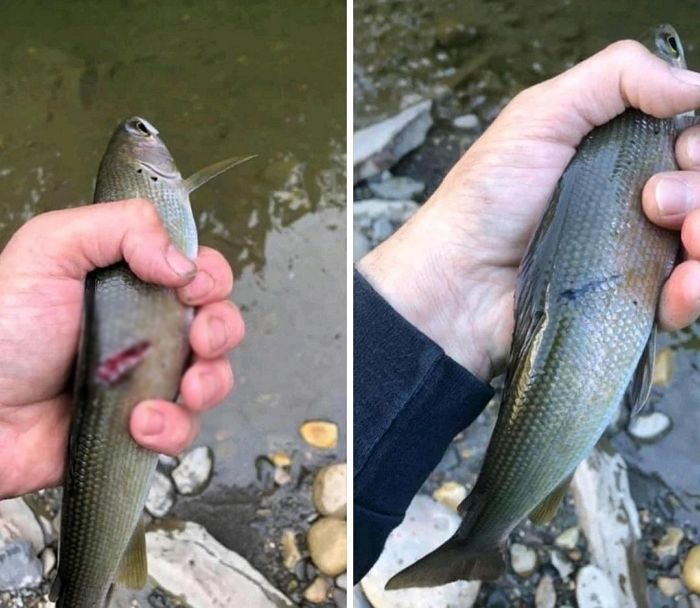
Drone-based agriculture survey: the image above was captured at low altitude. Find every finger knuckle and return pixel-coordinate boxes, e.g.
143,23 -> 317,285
606,39 -> 646,61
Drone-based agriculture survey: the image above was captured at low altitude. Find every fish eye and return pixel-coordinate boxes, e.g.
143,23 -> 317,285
135,120 -> 151,136
665,34 -> 679,57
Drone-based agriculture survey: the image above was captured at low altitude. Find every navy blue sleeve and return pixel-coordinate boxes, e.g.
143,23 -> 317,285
353,270 -> 494,582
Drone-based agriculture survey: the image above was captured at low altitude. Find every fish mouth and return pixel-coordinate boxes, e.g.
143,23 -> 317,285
137,160 -> 179,180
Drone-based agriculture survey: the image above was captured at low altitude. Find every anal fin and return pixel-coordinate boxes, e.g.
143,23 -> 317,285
116,518 -> 148,589
529,474 -> 573,525
625,326 -> 656,416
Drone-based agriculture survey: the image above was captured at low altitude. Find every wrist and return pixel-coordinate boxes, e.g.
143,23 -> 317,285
356,204 -> 497,382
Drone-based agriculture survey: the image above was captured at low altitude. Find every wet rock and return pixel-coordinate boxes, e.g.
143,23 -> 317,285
41,547 -> 56,577
303,577 -> 329,604
452,114 -> 481,131
432,481 -> 466,511
627,412 -> 671,441
683,546 -> 700,593
572,446 -> 646,607
435,20 -> 478,49
551,550 -> 574,580
281,529 -> 302,570
353,199 -> 420,247
535,574 -> 556,608
555,526 -> 579,550
158,454 -> 179,470
336,573 -> 347,590
312,463 -> 347,518
171,446 -> 214,496
353,227 -> 371,261
657,576 -> 683,597
656,527 -> 685,559
354,101 -> 433,183
510,543 -> 538,577
147,521 -> 293,607
0,498 -> 45,554
486,588 -> 509,608
146,470 -> 176,517
299,420 -> 338,449
652,347 -> 673,386
307,517 -> 347,576
368,176 -> 425,201
576,565 -> 617,608
361,495 -> 481,607
0,540 -> 42,591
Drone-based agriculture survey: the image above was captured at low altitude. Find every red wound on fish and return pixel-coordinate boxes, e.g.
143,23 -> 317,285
96,340 -> 151,385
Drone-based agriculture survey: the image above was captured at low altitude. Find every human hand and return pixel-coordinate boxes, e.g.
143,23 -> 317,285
0,199 -> 245,498
358,41 -> 700,381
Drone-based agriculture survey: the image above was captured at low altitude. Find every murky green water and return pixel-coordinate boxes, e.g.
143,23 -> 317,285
1,0 -> 345,601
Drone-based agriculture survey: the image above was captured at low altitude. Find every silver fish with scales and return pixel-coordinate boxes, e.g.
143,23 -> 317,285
51,117 -> 252,607
387,24 -> 692,589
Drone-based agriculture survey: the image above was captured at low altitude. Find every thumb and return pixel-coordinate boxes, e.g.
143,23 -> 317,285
495,39 -> 700,148
4,199 -> 196,287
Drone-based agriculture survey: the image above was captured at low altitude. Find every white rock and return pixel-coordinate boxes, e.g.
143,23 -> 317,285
555,527 -> 580,550
361,495 -> 481,607
41,547 -> 56,577
172,446 -> 213,495
551,550 -> 574,581
0,540 -> 42,591
576,565 -> 617,608
353,200 -> 419,232
312,463 -> 347,518
510,543 -> 537,577
336,573 -> 347,590
452,114 -> 480,130
354,101 -> 433,183
146,470 -> 176,517
535,574 -> 556,608
368,176 -> 425,201
627,412 -> 671,441
147,521 -> 293,607
0,498 -> 44,553
572,447 -> 645,608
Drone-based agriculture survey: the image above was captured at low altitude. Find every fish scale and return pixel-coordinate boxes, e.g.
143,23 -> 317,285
387,24 -> 687,589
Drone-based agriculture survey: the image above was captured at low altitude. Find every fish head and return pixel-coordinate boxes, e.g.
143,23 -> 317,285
105,117 -> 181,180
641,25 -> 686,69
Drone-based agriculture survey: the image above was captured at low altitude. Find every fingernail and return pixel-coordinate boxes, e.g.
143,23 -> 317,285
165,244 -> 196,277
138,403 -> 165,437
686,134 -> 700,166
671,67 -> 700,87
198,371 -> 218,407
208,316 -> 228,352
182,270 -> 214,302
656,177 -> 692,216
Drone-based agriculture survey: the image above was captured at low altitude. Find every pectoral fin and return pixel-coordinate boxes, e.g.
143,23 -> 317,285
116,518 -> 148,589
184,155 -> 257,193
625,326 -> 656,416
529,474 -> 573,525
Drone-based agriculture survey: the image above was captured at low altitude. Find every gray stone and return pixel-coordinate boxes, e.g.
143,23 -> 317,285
353,228 -> 371,262
353,585 -> 372,608
0,540 -> 42,591
550,550 -> 574,581
336,573 -> 347,590
0,498 -> 44,553
172,446 -> 214,496
361,495 -> 480,607
535,574 -> 556,608
627,412 -> 671,441
452,114 -> 481,130
572,446 -> 646,608
147,521 -> 293,607
372,217 -> 394,242
354,101 -> 433,183
368,176 -> 425,201
353,200 -> 419,231
145,470 -> 176,518
576,565 -> 617,608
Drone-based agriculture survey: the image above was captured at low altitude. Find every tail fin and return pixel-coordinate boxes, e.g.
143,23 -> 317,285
385,490 -> 506,589
385,537 -> 506,589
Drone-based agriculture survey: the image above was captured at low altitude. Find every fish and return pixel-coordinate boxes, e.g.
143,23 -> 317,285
50,116 -> 253,607
386,24 -> 690,589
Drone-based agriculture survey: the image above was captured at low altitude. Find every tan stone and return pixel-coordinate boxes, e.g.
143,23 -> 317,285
303,577 -> 329,604
683,546 -> 700,593
432,482 -> 467,512
312,463 -> 347,518
658,576 -> 683,598
307,517 -> 347,576
270,451 -> 291,467
281,529 -> 301,570
300,421 -> 338,449
655,527 -> 684,559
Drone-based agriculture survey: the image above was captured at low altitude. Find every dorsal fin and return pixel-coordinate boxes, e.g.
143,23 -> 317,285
184,155 -> 256,193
